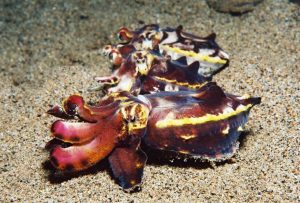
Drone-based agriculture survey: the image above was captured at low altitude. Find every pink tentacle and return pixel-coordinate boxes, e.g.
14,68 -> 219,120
50,114 -> 124,171
51,120 -> 100,144
50,135 -> 115,171
63,95 -> 120,121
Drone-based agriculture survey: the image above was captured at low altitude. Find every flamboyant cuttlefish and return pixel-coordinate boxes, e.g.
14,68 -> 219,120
96,50 -> 209,94
116,24 -> 229,77
45,25 -> 260,192
46,82 -> 260,191
96,25 -> 229,94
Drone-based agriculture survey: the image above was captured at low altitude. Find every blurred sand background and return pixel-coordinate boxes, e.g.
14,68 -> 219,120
0,0 -> 299,202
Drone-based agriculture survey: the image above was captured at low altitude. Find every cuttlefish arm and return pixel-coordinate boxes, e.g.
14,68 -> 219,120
108,98 -> 151,191
48,95 -> 120,122
47,95 -> 125,172
50,127 -> 117,171
108,140 -> 147,192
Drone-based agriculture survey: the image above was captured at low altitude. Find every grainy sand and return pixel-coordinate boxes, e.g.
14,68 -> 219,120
0,0 -> 299,202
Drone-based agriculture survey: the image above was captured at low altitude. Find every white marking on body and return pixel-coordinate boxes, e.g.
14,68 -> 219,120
237,126 -> 244,131
137,95 -> 152,109
142,39 -> 153,50
164,84 -> 172,91
222,125 -> 230,135
109,75 -> 133,92
95,76 -> 112,81
186,56 -> 196,65
164,84 -> 179,92
180,32 -> 207,42
160,31 -> 178,44
137,63 -> 148,75
223,107 -> 235,114
165,112 -> 176,120
95,75 -> 118,84
173,43 -> 195,51
237,94 -> 250,100
198,65 -> 216,77
198,48 -> 215,57
219,50 -> 229,59
236,104 -> 248,112
120,107 -> 127,119
154,97 -> 176,107
153,87 -> 159,91
166,51 -> 181,60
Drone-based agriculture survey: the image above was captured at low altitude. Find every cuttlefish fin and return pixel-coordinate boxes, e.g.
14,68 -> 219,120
187,61 -> 200,74
191,82 -> 226,104
205,33 -> 216,41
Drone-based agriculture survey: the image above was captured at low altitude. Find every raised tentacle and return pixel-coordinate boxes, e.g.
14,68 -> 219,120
62,95 -> 95,122
62,94 -> 121,121
47,105 -> 74,119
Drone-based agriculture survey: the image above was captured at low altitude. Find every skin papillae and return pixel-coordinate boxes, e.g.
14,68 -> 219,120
96,24 -> 230,94
47,82 -> 260,191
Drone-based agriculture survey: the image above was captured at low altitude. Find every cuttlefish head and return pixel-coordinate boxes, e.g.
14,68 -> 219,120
131,51 -> 155,76
46,93 -> 151,173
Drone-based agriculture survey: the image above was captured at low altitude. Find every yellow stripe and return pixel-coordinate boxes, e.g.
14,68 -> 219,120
161,45 -> 227,64
156,104 -> 252,128
108,92 -> 130,101
180,134 -> 197,140
154,76 -> 208,89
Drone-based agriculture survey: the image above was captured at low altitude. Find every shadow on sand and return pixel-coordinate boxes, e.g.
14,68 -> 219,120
43,130 -> 252,189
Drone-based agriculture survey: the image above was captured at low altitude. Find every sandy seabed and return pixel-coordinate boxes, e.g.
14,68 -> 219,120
0,0 -> 299,202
